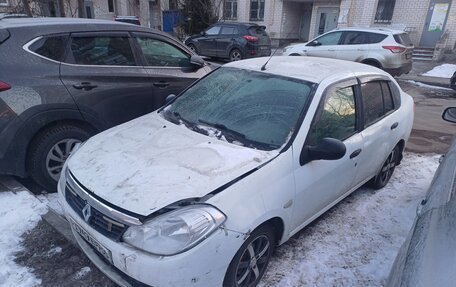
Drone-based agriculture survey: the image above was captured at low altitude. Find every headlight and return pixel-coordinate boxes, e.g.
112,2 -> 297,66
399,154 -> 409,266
123,205 -> 226,256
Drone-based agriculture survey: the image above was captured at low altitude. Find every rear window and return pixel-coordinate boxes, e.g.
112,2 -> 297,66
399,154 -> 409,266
393,33 -> 413,46
248,26 -> 267,37
29,35 -> 68,61
368,33 -> 387,44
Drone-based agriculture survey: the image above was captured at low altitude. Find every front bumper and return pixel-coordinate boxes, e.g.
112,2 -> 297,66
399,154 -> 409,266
59,184 -> 244,287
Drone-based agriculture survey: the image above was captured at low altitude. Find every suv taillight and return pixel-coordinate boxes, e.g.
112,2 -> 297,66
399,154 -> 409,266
0,81 -> 11,92
382,46 -> 406,53
243,35 -> 259,42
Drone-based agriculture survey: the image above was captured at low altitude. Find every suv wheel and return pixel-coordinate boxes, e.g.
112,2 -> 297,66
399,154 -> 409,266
230,49 -> 243,61
223,224 -> 275,287
27,124 -> 92,192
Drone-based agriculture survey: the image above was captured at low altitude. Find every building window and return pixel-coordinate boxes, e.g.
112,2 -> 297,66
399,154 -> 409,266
224,0 -> 237,20
374,0 -> 396,23
250,0 -> 264,21
0,0 -> 8,6
108,0 -> 114,13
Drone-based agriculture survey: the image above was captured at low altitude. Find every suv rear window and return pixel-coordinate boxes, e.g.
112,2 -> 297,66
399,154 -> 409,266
29,35 -> 68,61
248,26 -> 267,37
394,33 -> 413,46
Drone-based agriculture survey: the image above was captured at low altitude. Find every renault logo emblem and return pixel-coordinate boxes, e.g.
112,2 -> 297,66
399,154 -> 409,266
82,203 -> 91,222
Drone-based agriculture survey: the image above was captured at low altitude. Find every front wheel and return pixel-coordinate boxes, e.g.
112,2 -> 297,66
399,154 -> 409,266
223,224 -> 275,287
27,124 -> 92,192
229,49 -> 243,62
369,145 -> 401,189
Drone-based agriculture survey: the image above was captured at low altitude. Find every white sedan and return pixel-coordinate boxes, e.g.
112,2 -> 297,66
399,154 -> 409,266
58,56 -> 414,287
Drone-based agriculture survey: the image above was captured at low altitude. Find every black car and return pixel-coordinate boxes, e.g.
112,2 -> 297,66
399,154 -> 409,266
451,71 -> 456,90
0,18 -> 211,191
185,22 -> 271,61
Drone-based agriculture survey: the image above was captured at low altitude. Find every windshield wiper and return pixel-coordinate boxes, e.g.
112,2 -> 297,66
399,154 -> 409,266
198,118 -> 279,150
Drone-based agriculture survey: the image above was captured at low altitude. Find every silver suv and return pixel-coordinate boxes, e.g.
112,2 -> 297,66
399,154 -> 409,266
283,28 -> 413,76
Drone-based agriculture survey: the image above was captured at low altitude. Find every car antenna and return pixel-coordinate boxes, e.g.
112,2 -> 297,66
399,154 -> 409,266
261,27 -> 299,71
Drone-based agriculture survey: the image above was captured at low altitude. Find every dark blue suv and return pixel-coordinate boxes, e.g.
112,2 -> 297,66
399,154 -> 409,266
185,22 -> 271,61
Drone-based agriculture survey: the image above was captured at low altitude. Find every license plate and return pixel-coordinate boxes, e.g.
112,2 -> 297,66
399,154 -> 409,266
70,217 -> 113,263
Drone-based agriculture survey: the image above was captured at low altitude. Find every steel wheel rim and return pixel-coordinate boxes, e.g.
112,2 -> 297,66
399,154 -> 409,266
45,138 -> 81,181
235,235 -> 271,287
380,149 -> 397,183
231,50 -> 242,61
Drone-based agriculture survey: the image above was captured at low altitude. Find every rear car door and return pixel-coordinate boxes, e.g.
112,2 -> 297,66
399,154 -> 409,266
216,25 -> 239,58
291,80 -> 363,231
60,32 -> 152,128
132,33 -> 210,105
353,78 -> 400,186
337,31 -> 369,61
305,31 -> 342,59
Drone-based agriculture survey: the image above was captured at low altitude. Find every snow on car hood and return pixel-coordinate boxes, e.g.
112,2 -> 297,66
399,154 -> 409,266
67,112 -> 278,216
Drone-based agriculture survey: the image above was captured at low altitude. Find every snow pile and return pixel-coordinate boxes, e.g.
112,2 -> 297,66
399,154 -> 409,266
37,193 -> 64,216
261,153 -> 439,287
73,266 -> 91,280
404,80 -> 453,91
422,64 -> 456,78
0,191 -> 48,287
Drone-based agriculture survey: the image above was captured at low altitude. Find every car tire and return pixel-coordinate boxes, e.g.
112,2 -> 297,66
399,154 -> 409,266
289,53 -> 301,56
223,224 -> 275,287
188,43 -> 198,54
229,49 -> 243,62
369,145 -> 401,189
27,124 -> 92,192
362,60 -> 381,69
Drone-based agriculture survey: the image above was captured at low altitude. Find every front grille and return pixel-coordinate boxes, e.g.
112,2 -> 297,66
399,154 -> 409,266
65,185 -> 128,241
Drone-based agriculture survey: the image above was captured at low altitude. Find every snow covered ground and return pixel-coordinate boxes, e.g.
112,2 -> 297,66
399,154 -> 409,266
422,63 -> 456,78
402,80 -> 453,91
0,153 -> 440,287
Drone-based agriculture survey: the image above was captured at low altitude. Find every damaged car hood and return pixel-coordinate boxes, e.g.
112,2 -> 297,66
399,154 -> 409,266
67,112 -> 278,216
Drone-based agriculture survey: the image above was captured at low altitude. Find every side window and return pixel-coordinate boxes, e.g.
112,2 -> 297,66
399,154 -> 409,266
206,26 -> 221,35
315,31 -> 342,46
70,36 -> 136,66
136,37 -> 191,67
307,86 -> 356,145
368,33 -> 387,44
381,81 -> 394,113
220,26 -> 238,35
341,32 -> 367,45
29,35 -> 68,61
361,82 -> 384,125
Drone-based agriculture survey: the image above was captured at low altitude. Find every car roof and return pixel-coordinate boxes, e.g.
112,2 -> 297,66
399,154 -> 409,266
335,27 -> 406,35
224,56 -> 387,83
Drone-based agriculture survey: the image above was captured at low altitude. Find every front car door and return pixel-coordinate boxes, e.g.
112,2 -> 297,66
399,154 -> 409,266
60,32 -> 151,128
291,79 -> 363,233
198,25 -> 221,57
132,33 -> 210,108
305,31 -> 342,59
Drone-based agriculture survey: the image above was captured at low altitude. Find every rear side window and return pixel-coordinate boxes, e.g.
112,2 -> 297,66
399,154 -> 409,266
69,36 -> 136,66
29,35 -> 68,61
393,33 -> 413,46
341,31 -> 368,45
361,81 -> 396,126
221,26 -> 238,35
368,33 -> 387,44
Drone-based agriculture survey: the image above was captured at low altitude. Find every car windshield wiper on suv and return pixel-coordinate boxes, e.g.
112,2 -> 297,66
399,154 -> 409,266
198,118 -> 279,150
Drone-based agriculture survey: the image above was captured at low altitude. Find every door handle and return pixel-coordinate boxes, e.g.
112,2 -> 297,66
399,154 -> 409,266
73,82 -> 98,91
153,81 -> 170,88
391,122 -> 399,130
350,148 -> 362,159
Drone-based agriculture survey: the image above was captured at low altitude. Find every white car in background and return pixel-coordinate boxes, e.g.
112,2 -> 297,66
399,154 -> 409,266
58,57 -> 414,287
283,28 -> 414,76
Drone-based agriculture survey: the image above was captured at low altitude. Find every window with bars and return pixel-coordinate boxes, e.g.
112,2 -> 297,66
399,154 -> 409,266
250,0 -> 265,21
108,0 -> 114,12
224,0 -> 237,20
374,0 -> 396,23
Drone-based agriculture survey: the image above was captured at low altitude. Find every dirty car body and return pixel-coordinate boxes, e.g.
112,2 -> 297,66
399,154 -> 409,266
59,57 -> 414,287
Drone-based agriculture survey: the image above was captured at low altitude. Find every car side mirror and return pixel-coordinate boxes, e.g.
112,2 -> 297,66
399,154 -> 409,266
307,40 -> 321,47
442,107 -> 456,123
190,54 -> 205,68
165,94 -> 177,104
300,138 -> 346,165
